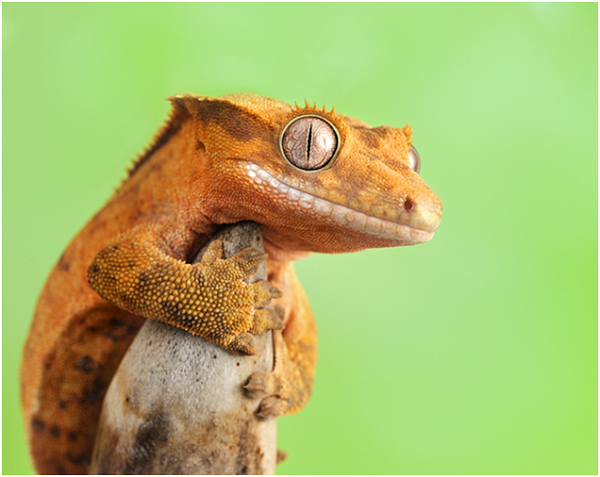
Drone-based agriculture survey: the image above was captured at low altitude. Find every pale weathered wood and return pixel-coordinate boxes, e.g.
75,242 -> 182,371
89,222 -> 277,474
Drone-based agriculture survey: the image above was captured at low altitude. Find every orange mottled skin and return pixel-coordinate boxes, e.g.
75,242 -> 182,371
21,93 -> 442,474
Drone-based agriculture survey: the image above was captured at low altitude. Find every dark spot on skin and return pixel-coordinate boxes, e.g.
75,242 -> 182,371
236,362 -> 240,367
68,431 -> 78,441
103,330 -> 120,342
101,316 -> 129,342
213,355 -> 217,359
404,198 -> 414,211
123,410 -> 171,474
58,251 -> 71,272
74,355 -> 96,373
66,452 -> 89,467
110,317 -> 125,327
50,425 -> 61,437
32,418 -> 45,433
88,262 -> 99,276
136,271 -> 152,289
161,300 -> 178,317
127,323 -> 139,335
58,400 -> 67,409
82,376 -> 106,405
125,397 -> 130,403
161,301 -> 195,324
197,100 -> 262,142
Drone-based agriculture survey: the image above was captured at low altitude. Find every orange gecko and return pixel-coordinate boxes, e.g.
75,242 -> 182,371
21,93 -> 442,474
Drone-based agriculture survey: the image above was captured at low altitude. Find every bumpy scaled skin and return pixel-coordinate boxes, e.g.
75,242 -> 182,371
88,229 -> 283,354
21,93 -> 442,474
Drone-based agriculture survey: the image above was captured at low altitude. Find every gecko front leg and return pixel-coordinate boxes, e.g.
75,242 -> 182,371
88,223 -> 284,354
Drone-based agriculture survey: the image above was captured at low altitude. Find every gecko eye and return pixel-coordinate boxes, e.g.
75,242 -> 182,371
408,146 -> 421,174
281,116 -> 339,170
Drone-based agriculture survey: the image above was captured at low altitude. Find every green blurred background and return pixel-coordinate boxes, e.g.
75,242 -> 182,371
3,3 -> 597,474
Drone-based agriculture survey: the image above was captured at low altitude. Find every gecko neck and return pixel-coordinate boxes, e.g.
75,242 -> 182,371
264,238 -> 312,263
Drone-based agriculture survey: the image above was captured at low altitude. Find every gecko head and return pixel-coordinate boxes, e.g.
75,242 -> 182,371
170,93 -> 442,255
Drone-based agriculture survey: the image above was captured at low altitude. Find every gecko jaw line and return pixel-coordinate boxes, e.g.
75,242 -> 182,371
244,163 -> 431,243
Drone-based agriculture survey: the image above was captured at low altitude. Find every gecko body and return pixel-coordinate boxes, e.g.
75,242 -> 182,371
21,93 -> 442,474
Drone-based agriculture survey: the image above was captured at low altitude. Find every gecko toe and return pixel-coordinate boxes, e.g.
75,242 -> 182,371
257,396 -> 289,419
249,307 -> 284,334
228,332 -> 257,355
200,240 -> 224,265
253,281 -> 283,306
245,371 -> 282,399
229,247 -> 268,279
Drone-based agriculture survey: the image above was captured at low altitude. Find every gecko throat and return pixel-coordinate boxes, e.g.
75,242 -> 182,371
244,163 -> 432,244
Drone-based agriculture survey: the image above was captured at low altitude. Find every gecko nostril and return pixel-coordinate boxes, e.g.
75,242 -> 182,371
403,198 -> 414,211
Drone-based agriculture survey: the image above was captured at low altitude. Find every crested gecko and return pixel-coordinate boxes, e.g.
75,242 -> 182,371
21,93 -> 442,474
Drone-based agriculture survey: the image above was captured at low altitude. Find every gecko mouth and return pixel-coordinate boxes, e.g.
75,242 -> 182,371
244,163 -> 434,244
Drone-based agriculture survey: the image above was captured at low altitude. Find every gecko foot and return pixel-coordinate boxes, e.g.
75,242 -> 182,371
192,241 -> 284,355
244,331 -> 310,418
245,371 -> 290,418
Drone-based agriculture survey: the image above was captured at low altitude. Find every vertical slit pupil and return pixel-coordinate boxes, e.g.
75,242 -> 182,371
306,122 -> 313,163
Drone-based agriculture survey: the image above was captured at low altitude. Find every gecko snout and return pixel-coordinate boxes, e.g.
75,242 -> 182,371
401,193 -> 442,233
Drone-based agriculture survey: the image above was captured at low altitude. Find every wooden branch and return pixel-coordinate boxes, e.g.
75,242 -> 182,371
89,222 -> 277,474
